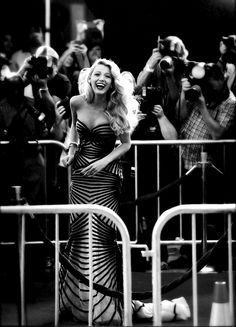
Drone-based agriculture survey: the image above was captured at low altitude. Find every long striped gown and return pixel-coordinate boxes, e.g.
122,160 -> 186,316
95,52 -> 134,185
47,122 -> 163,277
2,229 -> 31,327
59,119 -> 124,325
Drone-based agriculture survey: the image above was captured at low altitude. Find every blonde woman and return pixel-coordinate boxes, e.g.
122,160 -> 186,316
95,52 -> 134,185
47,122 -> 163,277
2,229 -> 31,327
59,58 -> 190,324
60,58 -> 139,325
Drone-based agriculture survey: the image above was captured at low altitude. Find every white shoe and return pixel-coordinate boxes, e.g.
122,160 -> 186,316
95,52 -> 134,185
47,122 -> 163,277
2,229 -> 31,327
133,297 -> 191,322
132,300 -> 153,319
172,296 -> 191,320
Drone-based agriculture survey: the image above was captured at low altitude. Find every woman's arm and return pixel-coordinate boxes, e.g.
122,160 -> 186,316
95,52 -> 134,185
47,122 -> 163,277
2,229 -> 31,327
68,96 -> 80,144
81,132 -> 131,176
61,96 -> 81,166
104,132 -> 132,164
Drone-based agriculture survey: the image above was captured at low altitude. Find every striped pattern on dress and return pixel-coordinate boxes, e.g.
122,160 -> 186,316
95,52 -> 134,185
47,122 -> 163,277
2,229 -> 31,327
59,120 -> 124,325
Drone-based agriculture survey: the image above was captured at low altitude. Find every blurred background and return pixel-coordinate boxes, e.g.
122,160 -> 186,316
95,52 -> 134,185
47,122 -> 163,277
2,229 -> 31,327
0,0 -> 236,79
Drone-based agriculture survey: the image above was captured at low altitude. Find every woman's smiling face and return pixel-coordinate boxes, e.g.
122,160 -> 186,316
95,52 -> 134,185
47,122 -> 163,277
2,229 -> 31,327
90,63 -> 113,95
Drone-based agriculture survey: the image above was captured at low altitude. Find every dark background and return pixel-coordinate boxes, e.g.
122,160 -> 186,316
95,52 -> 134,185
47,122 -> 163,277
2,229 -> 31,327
1,0 -> 236,77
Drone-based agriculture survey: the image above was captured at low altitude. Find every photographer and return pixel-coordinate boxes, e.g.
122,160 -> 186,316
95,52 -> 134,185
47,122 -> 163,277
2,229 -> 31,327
58,40 -> 90,96
131,37 -> 189,261
16,45 -> 72,140
28,46 -> 72,198
178,62 -> 236,170
218,34 -> 236,96
11,46 -> 71,270
136,35 -> 189,127
171,62 -> 236,202
153,62 -> 236,266
0,74 -> 47,206
58,26 -> 103,97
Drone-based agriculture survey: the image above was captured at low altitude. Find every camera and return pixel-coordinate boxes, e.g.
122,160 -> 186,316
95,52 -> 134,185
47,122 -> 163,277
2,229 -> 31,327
56,96 -> 71,119
157,39 -> 187,73
184,62 -> 225,102
140,86 -> 163,113
185,84 -> 202,102
72,39 -> 83,46
184,61 -> 206,102
158,54 -> 186,73
27,55 -> 52,79
159,56 -> 174,70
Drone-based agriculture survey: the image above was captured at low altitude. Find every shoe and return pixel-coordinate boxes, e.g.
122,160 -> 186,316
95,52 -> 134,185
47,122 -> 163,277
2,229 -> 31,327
132,297 -> 191,322
172,296 -> 191,320
132,300 -> 153,320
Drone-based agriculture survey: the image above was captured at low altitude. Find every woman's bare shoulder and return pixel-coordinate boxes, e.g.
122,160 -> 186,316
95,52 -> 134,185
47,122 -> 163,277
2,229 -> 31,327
70,94 -> 85,106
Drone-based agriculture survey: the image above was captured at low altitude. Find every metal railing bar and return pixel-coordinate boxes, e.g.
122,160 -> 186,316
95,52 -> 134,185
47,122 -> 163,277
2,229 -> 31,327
151,204 -> 236,326
0,204 -> 133,326
55,213 -> 60,326
191,213 -> 198,326
228,213 -> 234,326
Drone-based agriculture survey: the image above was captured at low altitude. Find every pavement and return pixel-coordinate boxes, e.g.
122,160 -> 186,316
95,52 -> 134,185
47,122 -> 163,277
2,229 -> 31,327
1,247 -> 235,327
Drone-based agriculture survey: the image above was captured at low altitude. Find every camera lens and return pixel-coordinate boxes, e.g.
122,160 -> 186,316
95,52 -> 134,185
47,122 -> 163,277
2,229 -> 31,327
159,56 -> 173,70
185,85 -> 201,102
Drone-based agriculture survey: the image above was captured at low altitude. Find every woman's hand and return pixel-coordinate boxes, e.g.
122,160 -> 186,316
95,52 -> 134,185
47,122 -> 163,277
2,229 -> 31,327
61,153 -> 75,167
81,158 -> 109,176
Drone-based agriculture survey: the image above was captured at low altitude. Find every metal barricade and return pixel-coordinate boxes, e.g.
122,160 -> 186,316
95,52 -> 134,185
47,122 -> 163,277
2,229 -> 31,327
1,138 -> 235,271
130,139 -> 235,243
1,139 -> 235,247
0,204 -> 133,326
0,140 -> 71,244
143,203 -> 236,326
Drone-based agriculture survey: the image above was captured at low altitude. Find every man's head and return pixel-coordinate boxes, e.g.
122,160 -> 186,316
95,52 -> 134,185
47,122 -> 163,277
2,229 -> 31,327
185,62 -> 228,103
35,45 -> 59,65
203,63 -> 227,94
159,36 -> 189,60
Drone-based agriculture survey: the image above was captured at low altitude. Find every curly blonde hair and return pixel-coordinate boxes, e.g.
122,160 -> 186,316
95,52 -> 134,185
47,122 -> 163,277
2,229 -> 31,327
84,58 -> 139,135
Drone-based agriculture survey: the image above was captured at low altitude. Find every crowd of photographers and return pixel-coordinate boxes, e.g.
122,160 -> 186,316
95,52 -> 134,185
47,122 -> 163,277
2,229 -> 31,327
131,34 -> 236,269
0,29 -> 236,269
134,35 -> 236,203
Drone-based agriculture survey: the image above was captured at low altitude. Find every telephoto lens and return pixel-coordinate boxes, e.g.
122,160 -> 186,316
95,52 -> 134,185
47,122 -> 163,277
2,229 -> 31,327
185,84 -> 201,102
159,56 -> 173,70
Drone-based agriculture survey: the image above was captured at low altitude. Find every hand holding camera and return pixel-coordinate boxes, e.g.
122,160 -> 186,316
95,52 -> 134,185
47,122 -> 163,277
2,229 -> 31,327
146,48 -> 163,71
71,40 -> 88,55
182,62 -> 206,102
152,104 -> 164,119
56,96 -> 70,120
27,55 -> 52,79
182,77 -> 203,103
159,56 -> 175,74
181,77 -> 192,92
